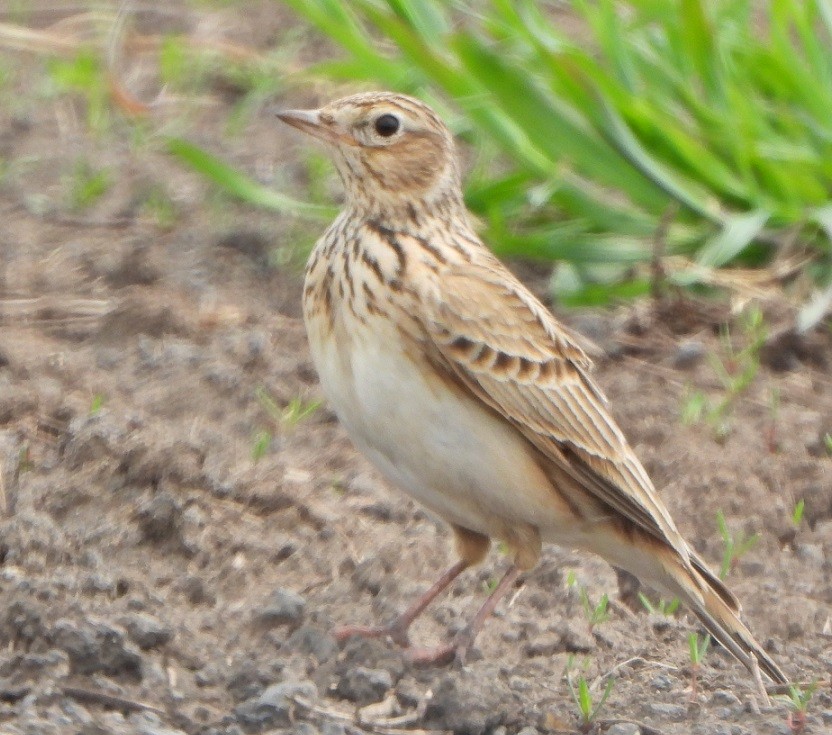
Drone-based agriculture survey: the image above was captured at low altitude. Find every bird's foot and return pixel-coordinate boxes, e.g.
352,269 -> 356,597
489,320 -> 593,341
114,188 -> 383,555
332,621 -> 411,648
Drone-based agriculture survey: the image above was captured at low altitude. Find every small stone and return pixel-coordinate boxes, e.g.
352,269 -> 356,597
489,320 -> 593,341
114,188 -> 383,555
335,666 -> 393,705
135,492 -> 183,544
795,543 -> 824,565
255,588 -> 306,627
558,621 -> 595,653
176,575 -> 215,606
516,728 -> 540,735
2,598 -> 45,646
234,680 -> 317,730
650,674 -> 672,691
673,339 -> 707,369
352,557 -> 387,595
606,724 -> 641,735
711,689 -> 741,706
285,625 -> 338,663
125,613 -> 173,650
226,660 -> 273,702
423,673 -> 518,733
51,619 -> 142,681
524,634 -> 561,658
646,702 -> 687,721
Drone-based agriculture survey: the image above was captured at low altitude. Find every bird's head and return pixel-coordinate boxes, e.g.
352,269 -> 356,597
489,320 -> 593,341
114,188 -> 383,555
277,92 -> 463,216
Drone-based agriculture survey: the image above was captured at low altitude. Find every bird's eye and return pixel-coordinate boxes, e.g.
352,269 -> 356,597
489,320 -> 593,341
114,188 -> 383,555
374,113 -> 400,137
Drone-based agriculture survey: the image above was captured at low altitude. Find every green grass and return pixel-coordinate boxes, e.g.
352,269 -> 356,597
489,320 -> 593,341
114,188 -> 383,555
566,667 -> 614,733
780,682 -> 816,734
716,509 -> 760,580
275,0 -> 832,305
65,160 -> 111,211
680,305 -> 767,439
638,593 -> 680,616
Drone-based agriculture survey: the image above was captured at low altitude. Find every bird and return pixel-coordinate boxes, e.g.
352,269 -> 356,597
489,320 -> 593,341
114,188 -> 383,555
276,91 -> 787,684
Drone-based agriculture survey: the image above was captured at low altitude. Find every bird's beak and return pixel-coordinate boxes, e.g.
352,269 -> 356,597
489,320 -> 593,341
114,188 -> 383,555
276,107 -> 356,146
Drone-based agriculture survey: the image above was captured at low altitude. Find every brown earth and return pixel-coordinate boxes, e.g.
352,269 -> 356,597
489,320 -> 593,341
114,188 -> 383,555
0,3 -> 831,735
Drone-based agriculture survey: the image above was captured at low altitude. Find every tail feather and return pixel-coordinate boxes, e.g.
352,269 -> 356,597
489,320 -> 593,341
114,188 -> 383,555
667,555 -> 787,685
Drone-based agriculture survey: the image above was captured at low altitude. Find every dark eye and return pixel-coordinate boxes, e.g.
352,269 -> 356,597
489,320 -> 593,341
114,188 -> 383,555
374,113 -> 400,137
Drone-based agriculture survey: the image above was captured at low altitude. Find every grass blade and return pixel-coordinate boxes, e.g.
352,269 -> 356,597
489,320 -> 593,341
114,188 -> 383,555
167,137 -> 336,219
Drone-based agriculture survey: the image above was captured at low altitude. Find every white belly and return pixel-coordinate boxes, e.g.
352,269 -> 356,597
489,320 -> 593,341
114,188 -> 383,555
306,312 -> 572,541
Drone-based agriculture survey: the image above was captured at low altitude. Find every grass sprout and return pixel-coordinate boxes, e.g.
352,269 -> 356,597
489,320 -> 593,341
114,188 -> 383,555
716,510 -> 760,580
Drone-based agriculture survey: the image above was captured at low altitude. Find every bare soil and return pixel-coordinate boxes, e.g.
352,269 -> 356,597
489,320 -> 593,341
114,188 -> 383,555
1,4 -> 831,734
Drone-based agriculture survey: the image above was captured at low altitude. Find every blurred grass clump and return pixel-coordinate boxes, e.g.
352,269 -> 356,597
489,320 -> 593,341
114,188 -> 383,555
279,0 -> 832,306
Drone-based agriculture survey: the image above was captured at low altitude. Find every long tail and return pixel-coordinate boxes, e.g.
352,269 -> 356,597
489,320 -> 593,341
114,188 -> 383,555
666,550 -> 787,685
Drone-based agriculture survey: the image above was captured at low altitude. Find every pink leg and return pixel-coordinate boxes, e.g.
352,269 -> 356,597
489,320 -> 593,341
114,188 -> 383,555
333,559 -> 469,647
408,564 -> 522,666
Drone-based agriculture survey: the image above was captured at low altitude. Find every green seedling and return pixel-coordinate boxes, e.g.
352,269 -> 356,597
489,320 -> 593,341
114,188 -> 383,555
46,48 -> 110,134
579,589 -> 610,630
482,576 -> 499,593
681,307 -> 767,440
681,389 -> 707,427
141,186 -> 177,230
566,573 -> 609,629
65,160 -> 110,211
688,632 -> 711,666
791,499 -> 805,528
251,429 -> 271,463
688,631 -> 711,697
254,386 -> 321,432
781,682 -> 816,735
17,445 -> 33,474
824,433 -> 832,456
716,510 -> 760,580
638,593 -> 680,616
89,394 -> 105,416
281,396 -> 322,429
567,671 -> 614,733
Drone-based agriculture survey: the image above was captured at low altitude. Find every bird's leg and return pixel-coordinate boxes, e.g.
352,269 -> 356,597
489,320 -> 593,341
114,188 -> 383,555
333,559 -> 469,647
408,564 -> 522,667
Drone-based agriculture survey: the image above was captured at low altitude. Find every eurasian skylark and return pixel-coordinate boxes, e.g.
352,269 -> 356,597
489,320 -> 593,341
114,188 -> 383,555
278,92 -> 786,684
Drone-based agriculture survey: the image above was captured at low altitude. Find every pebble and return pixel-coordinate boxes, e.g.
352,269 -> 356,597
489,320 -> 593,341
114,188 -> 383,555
557,621 -> 595,653
284,625 -> 338,663
352,557 -> 387,595
335,666 -> 393,705
795,543 -> 824,566
673,339 -> 707,369
606,724 -> 641,735
226,660 -> 274,702
51,619 -> 142,681
710,689 -> 740,706
234,680 -> 317,730
255,588 -> 306,627
125,612 -> 173,650
649,674 -> 673,691
423,672 -> 519,734
646,702 -> 688,721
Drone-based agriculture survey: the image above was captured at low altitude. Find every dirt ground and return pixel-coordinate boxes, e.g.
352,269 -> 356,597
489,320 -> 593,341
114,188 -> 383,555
1,3 -> 831,735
